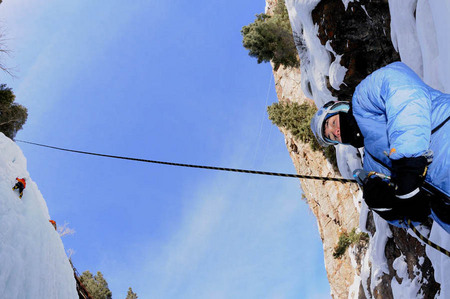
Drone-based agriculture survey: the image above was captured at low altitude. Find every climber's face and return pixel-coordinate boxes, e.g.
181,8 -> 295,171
324,114 -> 342,143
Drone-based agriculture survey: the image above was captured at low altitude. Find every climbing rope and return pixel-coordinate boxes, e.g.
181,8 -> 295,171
16,139 -> 355,183
407,219 -> 450,257
17,140 -> 450,257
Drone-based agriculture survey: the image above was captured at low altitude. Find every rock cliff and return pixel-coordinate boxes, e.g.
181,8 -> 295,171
271,63 -> 364,298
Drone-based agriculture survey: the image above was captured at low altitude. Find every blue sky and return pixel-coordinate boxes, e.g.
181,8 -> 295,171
1,1 -> 330,298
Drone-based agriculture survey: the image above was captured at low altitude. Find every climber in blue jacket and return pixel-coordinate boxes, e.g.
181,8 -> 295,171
310,62 -> 450,232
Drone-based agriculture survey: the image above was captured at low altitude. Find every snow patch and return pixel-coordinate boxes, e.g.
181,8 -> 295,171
286,0 -> 336,106
348,273 -> 361,299
325,41 -> 348,91
388,0 -> 423,77
391,254 -> 423,298
341,0 -> 355,11
425,224 -> 450,298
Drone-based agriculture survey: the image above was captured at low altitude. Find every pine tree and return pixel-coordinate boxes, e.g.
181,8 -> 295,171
79,270 -> 112,299
126,287 -> 138,299
0,84 -> 27,139
241,0 -> 299,70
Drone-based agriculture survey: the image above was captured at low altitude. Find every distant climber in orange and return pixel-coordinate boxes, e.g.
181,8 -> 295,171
12,177 -> 26,198
49,220 -> 57,230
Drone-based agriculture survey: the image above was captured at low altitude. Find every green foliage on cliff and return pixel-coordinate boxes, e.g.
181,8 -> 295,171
267,101 -> 337,169
241,0 -> 299,71
333,228 -> 369,259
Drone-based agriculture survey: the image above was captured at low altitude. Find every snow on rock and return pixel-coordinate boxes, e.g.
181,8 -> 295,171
367,215 -> 391,289
0,133 -> 77,298
428,1 -> 450,92
415,0 -> 443,92
388,0 -> 423,77
390,0 -> 450,92
425,224 -> 450,298
286,0 -> 335,107
391,254 -> 423,299
325,41 -> 348,91
335,144 -> 362,180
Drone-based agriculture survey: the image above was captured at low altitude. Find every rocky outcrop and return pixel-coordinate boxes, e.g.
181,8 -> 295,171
311,0 -> 400,100
272,60 -> 367,299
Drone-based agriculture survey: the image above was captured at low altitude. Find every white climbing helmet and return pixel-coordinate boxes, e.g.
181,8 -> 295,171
310,101 -> 350,147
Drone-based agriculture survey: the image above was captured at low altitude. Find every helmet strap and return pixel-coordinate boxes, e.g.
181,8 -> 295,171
339,111 -> 364,148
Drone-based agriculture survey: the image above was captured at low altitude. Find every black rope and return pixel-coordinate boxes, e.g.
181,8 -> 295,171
16,140 -> 356,184
407,219 -> 450,257
19,140 -> 450,256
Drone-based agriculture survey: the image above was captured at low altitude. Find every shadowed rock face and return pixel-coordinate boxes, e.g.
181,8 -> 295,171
388,228 -> 440,298
311,0 -> 400,100
364,214 -> 440,299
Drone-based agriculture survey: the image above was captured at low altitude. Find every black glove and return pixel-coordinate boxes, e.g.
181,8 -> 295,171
391,156 -> 431,221
362,174 -> 430,222
362,175 -> 402,221
391,156 -> 428,197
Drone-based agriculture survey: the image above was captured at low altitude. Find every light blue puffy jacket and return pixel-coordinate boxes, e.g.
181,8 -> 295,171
352,62 -> 450,230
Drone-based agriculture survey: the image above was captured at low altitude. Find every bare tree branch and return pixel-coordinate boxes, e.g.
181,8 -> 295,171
0,118 -> 21,126
0,30 -> 16,77
57,222 -> 76,238
66,248 -> 75,259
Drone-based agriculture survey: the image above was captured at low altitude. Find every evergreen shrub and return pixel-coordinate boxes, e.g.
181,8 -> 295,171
267,101 -> 337,170
241,0 -> 299,71
333,228 -> 369,259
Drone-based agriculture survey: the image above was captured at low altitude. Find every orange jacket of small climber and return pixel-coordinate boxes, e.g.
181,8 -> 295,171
49,220 -> 57,230
16,178 -> 26,188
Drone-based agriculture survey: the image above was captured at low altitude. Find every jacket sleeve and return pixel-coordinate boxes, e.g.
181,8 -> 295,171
357,62 -> 432,160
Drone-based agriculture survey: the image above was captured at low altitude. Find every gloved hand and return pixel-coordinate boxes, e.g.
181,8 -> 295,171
391,156 -> 429,198
357,171 -> 430,222
361,174 -> 402,221
391,156 -> 431,222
